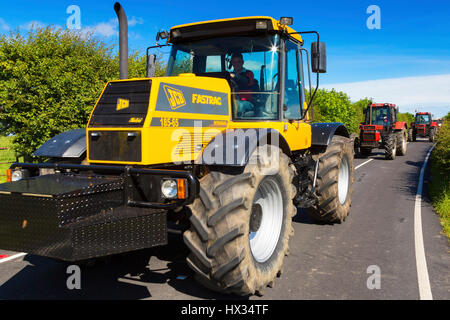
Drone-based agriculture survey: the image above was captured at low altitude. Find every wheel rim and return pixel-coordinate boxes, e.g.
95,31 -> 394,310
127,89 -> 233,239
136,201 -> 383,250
249,177 -> 283,263
338,155 -> 350,205
402,136 -> 407,150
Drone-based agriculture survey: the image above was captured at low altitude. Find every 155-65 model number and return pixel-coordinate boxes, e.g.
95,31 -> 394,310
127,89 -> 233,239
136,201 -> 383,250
160,117 -> 179,128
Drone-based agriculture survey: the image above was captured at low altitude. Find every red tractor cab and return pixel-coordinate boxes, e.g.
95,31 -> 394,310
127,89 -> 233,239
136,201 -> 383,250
409,112 -> 438,142
357,103 -> 408,160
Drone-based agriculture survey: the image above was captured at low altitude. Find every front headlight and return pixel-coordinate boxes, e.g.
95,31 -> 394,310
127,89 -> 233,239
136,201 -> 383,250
11,170 -> 27,182
161,179 -> 178,199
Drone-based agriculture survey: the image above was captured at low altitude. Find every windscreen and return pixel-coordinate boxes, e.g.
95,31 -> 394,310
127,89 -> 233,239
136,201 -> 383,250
366,107 -> 391,126
166,35 -> 281,120
415,114 -> 431,124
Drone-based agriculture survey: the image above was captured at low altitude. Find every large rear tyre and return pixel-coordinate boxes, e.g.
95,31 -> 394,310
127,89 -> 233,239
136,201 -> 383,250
396,130 -> 407,156
306,135 -> 354,224
184,146 -> 296,295
385,134 -> 397,160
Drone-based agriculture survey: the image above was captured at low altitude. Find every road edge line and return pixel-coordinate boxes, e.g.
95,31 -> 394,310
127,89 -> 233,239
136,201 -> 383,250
355,158 -> 374,170
414,146 -> 434,300
0,252 -> 26,264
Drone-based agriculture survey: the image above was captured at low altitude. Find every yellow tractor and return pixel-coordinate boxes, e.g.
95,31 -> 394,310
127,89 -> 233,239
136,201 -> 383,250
0,3 -> 354,296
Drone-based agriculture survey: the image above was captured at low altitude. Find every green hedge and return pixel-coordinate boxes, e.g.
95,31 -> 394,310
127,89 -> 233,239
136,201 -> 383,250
0,27 -> 148,158
429,113 -> 450,239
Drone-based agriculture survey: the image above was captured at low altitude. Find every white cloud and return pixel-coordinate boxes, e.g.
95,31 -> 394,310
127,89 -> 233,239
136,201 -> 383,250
323,74 -> 450,117
82,16 -> 144,38
128,17 -> 144,27
19,20 -> 47,31
0,18 -> 10,31
83,20 -> 117,38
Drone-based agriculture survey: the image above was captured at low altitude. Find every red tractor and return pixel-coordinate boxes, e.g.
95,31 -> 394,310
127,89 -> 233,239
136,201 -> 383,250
357,103 -> 408,160
409,112 -> 438,142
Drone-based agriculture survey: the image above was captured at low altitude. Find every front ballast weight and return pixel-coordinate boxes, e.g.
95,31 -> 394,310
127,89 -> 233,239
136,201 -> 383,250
0,163 -> 198,261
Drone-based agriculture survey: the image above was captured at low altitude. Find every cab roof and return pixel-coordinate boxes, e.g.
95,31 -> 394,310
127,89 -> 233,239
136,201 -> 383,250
169,16 -> 303,44
371,103 -> 396,107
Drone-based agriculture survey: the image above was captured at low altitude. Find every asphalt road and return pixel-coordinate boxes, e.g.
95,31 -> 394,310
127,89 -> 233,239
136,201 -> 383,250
0,139 -> 448,300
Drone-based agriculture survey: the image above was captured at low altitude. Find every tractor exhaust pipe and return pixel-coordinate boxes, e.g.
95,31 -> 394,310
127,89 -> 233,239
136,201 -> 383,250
114,2 -> 128,79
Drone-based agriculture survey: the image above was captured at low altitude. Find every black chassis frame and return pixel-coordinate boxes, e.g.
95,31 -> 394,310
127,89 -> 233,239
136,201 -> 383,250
9,162 -> 199,210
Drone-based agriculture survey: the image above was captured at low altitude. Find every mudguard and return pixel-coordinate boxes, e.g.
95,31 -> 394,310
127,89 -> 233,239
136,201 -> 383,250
197,128 -> 290,167
310,123 -> 350,146
394,121 -> 408,130
33,129 -> 86,158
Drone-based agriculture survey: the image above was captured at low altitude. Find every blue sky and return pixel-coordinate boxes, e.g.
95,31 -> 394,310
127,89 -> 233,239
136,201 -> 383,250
1,0 -> 450,117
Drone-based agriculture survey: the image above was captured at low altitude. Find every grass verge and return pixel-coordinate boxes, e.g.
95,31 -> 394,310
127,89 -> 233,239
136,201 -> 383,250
428,118 -> 450,240
429,161 -> 450,239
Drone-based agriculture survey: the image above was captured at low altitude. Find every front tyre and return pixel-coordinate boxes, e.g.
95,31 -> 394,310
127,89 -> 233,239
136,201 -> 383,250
306,135 -> 354,224
385,134 -> 397,160
429,128 -> 435,142
396,130 -> 407,156
408,129 -> 413,142
184,146 -> 296,295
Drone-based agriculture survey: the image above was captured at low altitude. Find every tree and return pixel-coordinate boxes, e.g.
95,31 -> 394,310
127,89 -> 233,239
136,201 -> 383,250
0,26 -> 148,158
398,112 -> 414,125
351,98 -> 373,127
307,88 -> 359,133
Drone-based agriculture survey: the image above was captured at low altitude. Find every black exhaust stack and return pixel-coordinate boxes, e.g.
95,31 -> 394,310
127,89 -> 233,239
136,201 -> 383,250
114,2 -> 128,79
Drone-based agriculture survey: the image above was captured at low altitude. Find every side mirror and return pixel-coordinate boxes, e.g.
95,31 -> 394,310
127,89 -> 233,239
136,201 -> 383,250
311,42 -> 327,73
156,30 -> 169,42
147,53 -> 156,78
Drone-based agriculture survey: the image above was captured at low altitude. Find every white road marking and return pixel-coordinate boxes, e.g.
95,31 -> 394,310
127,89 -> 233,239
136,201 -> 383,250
355,159 -> 374,170
414,146 -> 434,300
0,252 -> 27,264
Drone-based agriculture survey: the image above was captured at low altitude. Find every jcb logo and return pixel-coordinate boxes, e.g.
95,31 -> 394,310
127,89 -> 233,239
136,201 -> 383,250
116,98 -> 130,111
164,85 -> 186,110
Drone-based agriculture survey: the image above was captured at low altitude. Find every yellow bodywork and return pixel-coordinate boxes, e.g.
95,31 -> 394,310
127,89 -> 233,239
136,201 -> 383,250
170,16 -> 303,44
87,76 -> 311,166
86,16 -> 311,166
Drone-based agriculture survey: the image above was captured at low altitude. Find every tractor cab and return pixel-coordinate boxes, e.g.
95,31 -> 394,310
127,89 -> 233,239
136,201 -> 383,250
415,113 -> 431,125
148,16 -> 325,125
362,103 -> 397,129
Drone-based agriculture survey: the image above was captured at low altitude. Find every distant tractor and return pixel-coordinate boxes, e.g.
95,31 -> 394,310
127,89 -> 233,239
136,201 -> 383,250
408,112 -> 438,142
357,103 -> 408,160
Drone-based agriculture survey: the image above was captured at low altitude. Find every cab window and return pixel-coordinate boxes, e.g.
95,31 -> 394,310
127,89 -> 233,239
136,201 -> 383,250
284,41 -> 302,120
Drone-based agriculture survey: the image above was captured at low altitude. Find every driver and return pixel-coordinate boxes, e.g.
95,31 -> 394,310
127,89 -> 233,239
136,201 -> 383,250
378,110 -> 388,123
230,53 -> 257,116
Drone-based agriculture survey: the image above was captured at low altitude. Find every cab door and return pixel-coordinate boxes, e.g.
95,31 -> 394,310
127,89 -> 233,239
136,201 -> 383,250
282,40 -> 311,151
